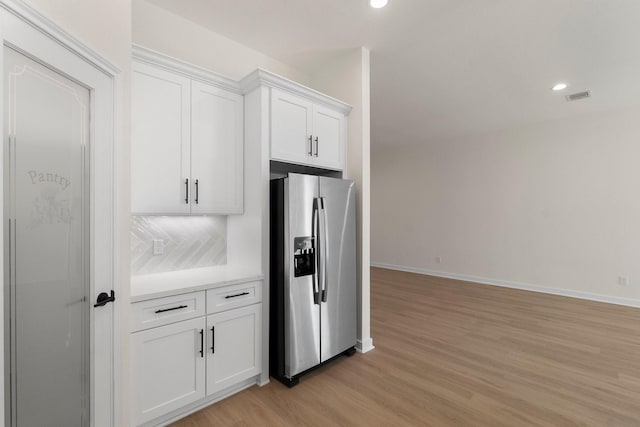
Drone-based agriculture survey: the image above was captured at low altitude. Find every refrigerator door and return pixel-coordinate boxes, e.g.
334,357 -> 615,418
285,174 -> 321,377
319,177 -> 357,362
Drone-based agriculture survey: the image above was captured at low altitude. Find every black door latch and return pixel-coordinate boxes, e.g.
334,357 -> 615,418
94,290 -> 115,307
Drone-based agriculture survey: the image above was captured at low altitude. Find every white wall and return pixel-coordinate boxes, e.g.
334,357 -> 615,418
10,0 -> 132,424
23,0 -> 131,70
133,0 -> 309,84
310,48 -> 373,352
372,105 -> 640,304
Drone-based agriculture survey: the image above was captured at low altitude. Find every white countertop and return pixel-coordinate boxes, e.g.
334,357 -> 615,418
131,265 -> 263,303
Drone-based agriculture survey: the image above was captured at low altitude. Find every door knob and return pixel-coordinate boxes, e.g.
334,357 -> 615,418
94,290 -> 115,307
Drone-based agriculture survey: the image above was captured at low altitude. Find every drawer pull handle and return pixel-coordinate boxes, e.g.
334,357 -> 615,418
199,329 -> 204,358
224,292 -> 249,299
155,304 -> 188,314
211,326 -> 215,354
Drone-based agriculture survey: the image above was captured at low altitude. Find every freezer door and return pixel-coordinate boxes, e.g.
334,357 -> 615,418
285,174 -> 321,377
319,177 -> 357,362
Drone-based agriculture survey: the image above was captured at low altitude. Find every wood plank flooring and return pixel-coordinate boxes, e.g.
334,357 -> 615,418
172,267 -> 640,426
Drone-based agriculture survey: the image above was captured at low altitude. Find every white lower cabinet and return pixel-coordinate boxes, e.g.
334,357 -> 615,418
131,285 -> 263,426
131,317 -> 206,426
207,304 -> 262,395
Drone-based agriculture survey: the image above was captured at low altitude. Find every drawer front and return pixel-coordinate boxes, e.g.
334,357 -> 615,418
132,291 -> 206,332
207,281 -> 262,314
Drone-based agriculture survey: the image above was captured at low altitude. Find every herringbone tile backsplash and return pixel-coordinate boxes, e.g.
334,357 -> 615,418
131,216 -> 227,275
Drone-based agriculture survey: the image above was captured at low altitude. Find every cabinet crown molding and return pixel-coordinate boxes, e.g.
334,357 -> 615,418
131,46 -> 353,115
240,68 -> 352,115
133,44 -> 242,94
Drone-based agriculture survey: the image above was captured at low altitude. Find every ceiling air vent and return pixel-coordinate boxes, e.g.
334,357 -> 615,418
566,90 -> 591,102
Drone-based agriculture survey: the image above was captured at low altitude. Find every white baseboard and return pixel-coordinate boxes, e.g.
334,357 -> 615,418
356,337 -> 375,353
371,262 -> 640,309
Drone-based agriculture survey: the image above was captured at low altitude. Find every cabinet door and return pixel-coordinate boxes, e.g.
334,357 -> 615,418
131,317 -> 206,426
270,88 -> 314,166
191,81 -> 244,214
132,62 -> 191,214
312,104 -> 345,170
206,304 -> 262,396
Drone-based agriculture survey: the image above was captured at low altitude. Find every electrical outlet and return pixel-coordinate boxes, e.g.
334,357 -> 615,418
153,239 -> 165,256
618,276 -> 628,287
436,256 -> 442,264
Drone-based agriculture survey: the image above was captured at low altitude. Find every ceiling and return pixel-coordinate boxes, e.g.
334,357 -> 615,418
146,0 -> 640,146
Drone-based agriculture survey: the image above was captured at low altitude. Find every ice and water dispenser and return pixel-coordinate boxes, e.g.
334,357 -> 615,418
293,236 -> 315,277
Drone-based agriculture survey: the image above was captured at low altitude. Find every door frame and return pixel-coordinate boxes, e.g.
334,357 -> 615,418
0,1 -> 122,426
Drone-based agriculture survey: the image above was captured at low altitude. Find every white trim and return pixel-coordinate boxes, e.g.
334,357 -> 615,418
0,0 -> 120,77
0,15 -> 5,427
132,44 -> 242,94
356,338 -> 375,354
371,262 -> 640,309
240,68 -> 353,115
111,67 -> 125,427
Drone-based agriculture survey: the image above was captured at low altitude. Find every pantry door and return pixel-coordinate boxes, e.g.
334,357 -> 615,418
1,6 -> 118,427
5,46 -> 93,426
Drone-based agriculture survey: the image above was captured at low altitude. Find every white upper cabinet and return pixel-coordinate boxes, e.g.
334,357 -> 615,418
270,86 -> 348,171
132,62 -> 191,214
312,104 -> 344,170
270,89 -> 314,165
191,81 -> 244,214
132,57 -> 244,215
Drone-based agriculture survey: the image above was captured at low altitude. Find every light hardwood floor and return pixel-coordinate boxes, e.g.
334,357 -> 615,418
172,267 -> 640,426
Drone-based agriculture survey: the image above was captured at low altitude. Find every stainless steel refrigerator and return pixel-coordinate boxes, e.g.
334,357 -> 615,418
270,173 -> 357,387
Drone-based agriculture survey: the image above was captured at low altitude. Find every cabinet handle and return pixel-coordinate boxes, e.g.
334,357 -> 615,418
314,136 -> 319,157
211,326 -> 215,353
195,179 -> 199,204
185,179 -> 189,204
308,135 -> 313,156
154,305 -> 187,314
224,292 -> 249,299
199,329 -> 204,358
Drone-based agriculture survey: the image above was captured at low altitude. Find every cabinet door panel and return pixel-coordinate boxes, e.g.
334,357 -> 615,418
191,81 -> 244,214
270,88 -> 314,166
206,304 -> 261,396
131,318 -> 205,425
312,105 -> 344,170
132,62 -> 191,214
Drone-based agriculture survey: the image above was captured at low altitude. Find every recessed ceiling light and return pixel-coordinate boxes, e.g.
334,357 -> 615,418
552,83 -> 568,91
370,0 -> 389,8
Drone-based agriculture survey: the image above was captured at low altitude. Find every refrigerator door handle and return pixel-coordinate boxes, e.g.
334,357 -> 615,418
312,198 -> 321,305
320,197 -> 328,303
